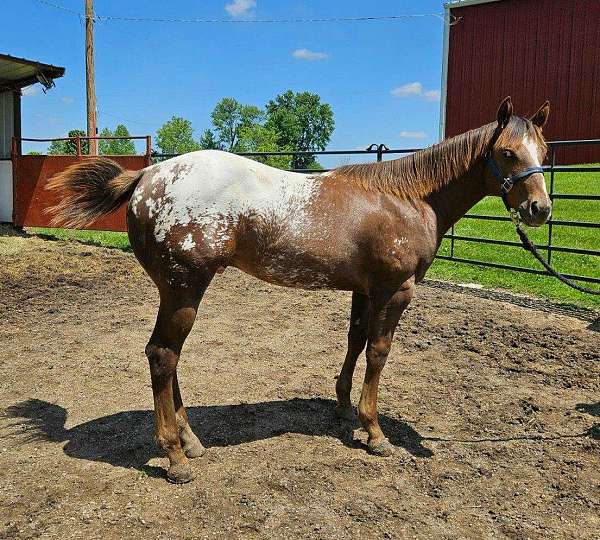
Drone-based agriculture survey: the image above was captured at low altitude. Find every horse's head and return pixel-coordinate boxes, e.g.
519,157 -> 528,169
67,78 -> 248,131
484,97 -> 552,227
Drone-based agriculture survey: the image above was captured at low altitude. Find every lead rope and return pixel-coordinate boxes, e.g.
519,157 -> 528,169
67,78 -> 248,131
510,211 -> 600,295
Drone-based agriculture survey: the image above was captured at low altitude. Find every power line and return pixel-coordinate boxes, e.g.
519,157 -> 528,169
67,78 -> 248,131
34,0 -> 79,15
32,0 -> 451,24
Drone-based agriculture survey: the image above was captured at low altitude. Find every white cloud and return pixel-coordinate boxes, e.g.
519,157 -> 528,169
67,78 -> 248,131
391,82 -> 441,102
424,89 -> 441,102
22,85 -> 42,97
225,0 -> 256,17
391,82 -> 423,97
292,48 -> 329,61
399,131 -> 427,139
61,96 -> 74,104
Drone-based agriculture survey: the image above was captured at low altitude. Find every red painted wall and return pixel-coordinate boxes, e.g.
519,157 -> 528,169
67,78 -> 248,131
445,0 -> 600,164
13,154 -> 151,231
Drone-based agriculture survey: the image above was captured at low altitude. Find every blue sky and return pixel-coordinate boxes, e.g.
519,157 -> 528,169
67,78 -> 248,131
5,0 -> 446,165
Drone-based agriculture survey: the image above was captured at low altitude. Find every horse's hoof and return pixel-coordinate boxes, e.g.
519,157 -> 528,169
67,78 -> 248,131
336,404 -> 357,422
183,440 -> 206,459
368,438 -> 394,457
166,462 -> 196,484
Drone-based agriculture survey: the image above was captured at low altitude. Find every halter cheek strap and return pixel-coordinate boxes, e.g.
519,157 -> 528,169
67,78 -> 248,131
486,155 -> 544,210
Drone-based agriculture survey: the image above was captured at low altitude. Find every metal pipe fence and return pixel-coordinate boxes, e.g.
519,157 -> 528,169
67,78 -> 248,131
17,134 -> 598,287
153,138 -> 600,287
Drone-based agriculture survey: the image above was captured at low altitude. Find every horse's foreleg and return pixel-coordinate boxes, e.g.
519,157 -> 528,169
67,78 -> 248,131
146,287 -> 204,483
358,283 -> 414,456
336,292 -> 370,420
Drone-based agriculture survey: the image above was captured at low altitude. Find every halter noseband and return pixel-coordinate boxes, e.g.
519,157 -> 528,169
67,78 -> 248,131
485,128 -> 544,211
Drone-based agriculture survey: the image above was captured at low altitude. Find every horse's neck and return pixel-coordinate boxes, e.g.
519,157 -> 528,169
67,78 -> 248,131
426,163 -> 488,240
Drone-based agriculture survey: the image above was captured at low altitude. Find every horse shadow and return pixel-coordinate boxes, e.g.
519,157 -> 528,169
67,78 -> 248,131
3,398 -> 433,476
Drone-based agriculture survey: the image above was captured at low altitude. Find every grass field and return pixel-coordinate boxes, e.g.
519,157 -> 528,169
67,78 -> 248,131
27,167 -> 599,310
429,166 -> 600,309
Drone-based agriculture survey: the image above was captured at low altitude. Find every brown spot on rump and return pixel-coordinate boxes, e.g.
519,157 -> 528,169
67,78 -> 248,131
143,219 -> 234,288
46,157 -> 144,228
168,162 -> 193,182
328,116 -> 546,200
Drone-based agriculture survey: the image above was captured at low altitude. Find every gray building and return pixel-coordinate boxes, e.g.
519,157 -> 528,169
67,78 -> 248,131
0,53 -> 64,222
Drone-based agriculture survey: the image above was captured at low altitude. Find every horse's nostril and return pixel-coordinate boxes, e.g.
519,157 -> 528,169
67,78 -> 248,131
531,201 -> 540,216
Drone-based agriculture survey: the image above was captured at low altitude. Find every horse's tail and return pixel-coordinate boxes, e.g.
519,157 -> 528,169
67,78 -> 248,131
46,157 -> 144,228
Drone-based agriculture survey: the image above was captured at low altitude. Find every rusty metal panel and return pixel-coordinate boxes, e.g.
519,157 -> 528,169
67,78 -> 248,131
12,154 -> 151,231
445,0 -> 600,164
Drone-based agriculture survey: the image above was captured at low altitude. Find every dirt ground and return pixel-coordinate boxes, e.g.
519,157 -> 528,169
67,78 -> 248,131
0,229 -> 599,539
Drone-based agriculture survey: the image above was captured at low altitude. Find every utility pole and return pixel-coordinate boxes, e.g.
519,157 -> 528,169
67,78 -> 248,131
85,0 -> 98,155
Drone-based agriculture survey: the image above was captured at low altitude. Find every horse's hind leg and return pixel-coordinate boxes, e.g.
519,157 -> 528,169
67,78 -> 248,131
145,282 -> 210,483
336,292 -> 370,420
172,371 -> 205,458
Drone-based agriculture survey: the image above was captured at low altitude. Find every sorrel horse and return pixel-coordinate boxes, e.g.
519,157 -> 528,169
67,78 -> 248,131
47,97 -> 552,483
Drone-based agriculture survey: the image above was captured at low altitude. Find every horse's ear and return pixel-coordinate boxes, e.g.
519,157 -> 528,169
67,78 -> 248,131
497,96 -> 513,129
530,101 -> 550,129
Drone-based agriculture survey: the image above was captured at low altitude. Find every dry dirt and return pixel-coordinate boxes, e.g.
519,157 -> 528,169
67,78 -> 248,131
0,229 -> 599,539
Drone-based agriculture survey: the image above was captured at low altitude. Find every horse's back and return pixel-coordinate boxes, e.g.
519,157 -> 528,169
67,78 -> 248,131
127,150 -> 332,286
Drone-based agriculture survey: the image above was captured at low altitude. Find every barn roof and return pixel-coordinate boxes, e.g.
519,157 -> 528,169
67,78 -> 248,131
0,53 -> 65,92
445,0 -> 502,7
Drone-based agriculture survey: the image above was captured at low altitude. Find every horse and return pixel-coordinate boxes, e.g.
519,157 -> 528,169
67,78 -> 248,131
47,97 -> 552,483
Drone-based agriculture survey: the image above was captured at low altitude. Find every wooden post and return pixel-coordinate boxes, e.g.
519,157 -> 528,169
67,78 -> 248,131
85,0 -> 98,156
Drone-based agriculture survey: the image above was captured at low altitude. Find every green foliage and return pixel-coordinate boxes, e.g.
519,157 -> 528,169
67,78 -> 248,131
47,129 -> 88,155
152,92 -> 335,167
198,129 -> 221,150
156,116 -> 201,154
265,90 -> 334,169
236,124 -> 291,169
26,151 -> 42,155
99,124 -> 136,155
211,97 -> 262,151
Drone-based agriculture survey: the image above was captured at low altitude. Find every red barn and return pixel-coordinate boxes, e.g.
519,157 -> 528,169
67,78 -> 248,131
440,0 -> 600,164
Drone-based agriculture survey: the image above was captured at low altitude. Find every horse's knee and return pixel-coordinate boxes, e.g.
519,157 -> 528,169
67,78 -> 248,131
366,339 -> 391,369
145,343 -> 178,379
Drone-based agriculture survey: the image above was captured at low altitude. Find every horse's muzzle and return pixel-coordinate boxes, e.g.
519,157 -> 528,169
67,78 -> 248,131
518,200 -> 552,227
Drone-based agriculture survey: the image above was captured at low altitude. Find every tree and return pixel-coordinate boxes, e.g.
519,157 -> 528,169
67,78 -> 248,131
156,116 -> 201,154
99,124 -> 136,155
211,97 -> 262,151
47,129 -> 89,155
265,90 -> 334,169
198,129 -> 221,150
237,124 -> 291,169
98,128 -> 113,154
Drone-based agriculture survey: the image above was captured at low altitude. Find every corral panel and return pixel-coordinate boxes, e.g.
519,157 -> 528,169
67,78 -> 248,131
12,154 -> 151,231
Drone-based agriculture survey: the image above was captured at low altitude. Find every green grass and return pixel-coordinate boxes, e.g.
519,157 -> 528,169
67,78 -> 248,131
429,166 -> 600,309
27,166 -> 599,310
28,227 -> 131,251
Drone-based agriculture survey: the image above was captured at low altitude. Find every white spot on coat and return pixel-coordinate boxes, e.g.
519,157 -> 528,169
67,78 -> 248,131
181,233 -> 195,251
523,134 -> 548,197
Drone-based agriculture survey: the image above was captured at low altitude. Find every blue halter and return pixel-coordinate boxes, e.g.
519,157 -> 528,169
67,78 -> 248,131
486,156 -> 544,196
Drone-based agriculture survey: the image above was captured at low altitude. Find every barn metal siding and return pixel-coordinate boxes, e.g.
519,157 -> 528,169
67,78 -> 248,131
445,0 -> 600,164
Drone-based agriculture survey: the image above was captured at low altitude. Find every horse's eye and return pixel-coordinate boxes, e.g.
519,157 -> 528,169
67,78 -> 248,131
501,149 -> 515,159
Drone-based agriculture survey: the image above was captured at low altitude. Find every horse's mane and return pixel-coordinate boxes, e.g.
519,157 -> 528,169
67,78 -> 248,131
328,117 -> 546,199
